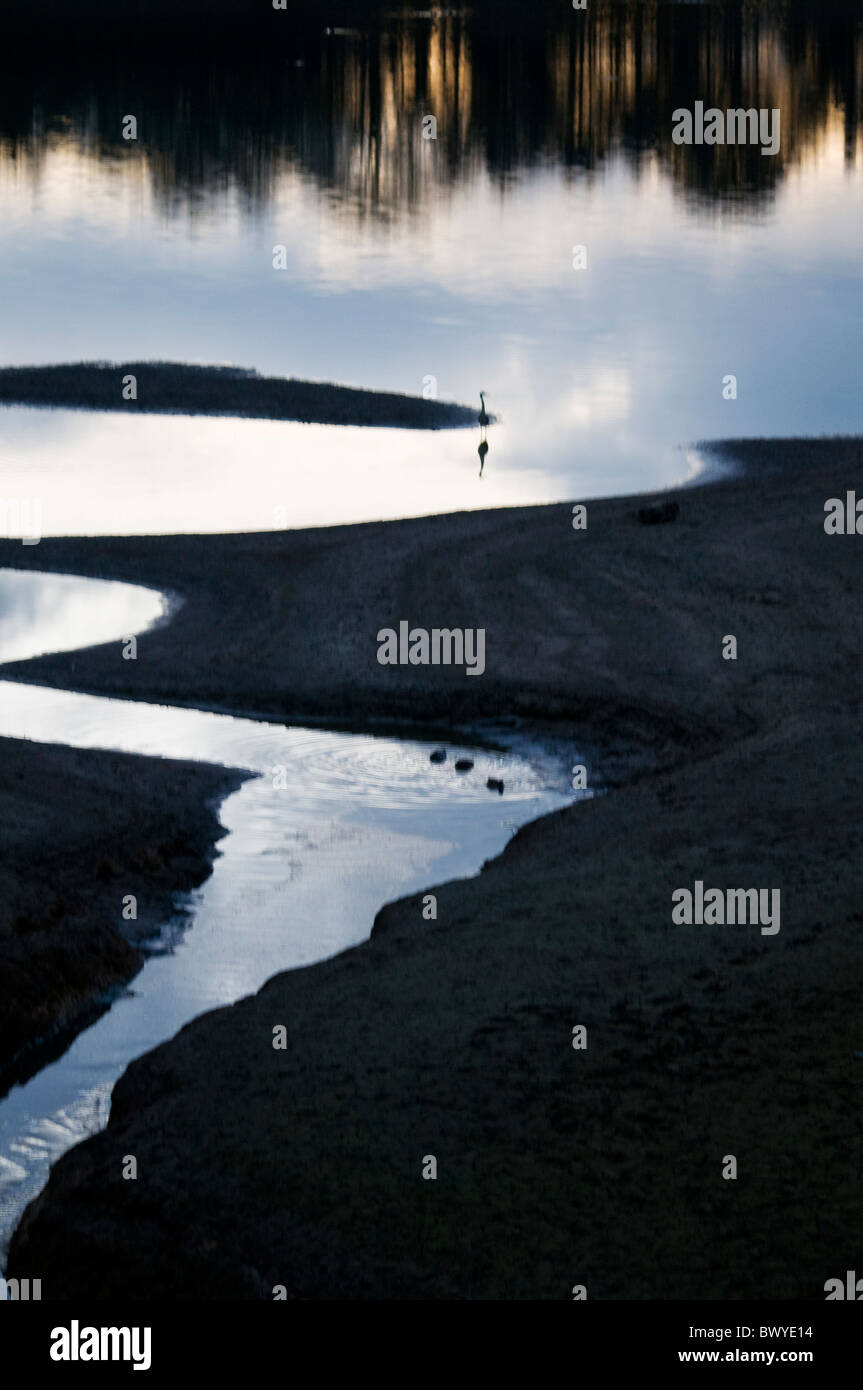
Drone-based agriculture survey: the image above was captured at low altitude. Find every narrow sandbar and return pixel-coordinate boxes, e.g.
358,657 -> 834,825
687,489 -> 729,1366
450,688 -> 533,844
0,362 -> 478,429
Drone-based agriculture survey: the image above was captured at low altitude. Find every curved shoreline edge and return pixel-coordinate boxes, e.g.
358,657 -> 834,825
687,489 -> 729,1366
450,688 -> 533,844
7,434 -> 863,1298
0,739 -> 250,1093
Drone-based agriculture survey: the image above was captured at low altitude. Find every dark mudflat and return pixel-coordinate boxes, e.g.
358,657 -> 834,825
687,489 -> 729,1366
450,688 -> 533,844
8,436 -> 863,1298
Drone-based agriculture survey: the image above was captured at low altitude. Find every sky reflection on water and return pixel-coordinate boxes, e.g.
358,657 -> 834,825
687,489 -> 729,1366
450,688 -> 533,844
0,4 -> 862,530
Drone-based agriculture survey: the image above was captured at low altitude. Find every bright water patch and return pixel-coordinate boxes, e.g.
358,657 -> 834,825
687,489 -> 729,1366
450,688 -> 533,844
0,405 -> 674,536
0,577 -> 579,1270
0,569 -> 165,663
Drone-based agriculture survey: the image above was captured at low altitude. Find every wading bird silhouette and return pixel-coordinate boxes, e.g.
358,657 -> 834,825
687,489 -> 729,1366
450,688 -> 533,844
477,392 -> 490,476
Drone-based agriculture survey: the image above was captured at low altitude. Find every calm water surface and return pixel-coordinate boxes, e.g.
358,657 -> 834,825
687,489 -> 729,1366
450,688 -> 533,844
1,3 -> 861,531
0,0 -> 861,1276
0,569 -> 165,661
0,569 -> 578,1270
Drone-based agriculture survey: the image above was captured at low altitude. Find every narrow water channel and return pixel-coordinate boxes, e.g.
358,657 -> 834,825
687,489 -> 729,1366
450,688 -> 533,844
0,569 -> 578,1270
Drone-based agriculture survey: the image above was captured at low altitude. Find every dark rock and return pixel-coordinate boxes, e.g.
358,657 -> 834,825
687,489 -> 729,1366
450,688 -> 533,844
454,758 -> 474,772
637,500 -> 679,525
487,778 -> 505,795
429,748 -> 447,763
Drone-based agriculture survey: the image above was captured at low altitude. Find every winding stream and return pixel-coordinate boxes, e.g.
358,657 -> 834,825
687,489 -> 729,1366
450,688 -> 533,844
0,568 -> 578,1270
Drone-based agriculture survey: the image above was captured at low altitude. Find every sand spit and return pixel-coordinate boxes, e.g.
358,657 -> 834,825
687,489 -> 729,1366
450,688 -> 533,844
0,362 -> 477,430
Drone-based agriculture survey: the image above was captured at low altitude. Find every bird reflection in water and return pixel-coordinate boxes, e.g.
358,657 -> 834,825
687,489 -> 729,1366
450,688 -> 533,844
478,391 -> 490,477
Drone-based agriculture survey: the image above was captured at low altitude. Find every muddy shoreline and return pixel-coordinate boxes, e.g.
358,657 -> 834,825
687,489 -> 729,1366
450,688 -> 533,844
7,436 -> 863,1297
0,736 -> 249,1090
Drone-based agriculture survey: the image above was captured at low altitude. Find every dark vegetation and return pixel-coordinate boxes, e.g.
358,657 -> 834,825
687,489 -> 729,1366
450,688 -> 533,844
1,3 -> 861,218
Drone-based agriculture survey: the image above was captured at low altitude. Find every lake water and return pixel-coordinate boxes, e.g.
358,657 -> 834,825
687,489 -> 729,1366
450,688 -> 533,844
0,568 -> 165,662
0,568 -> 578,1271
0,0 -> 861,1283
1,2 -> 862,532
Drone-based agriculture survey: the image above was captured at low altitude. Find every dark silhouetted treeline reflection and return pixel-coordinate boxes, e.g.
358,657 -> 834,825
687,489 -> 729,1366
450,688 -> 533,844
0,1 -> 861,219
